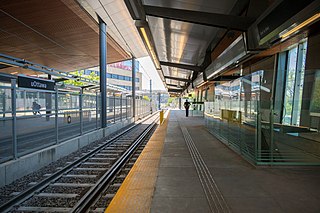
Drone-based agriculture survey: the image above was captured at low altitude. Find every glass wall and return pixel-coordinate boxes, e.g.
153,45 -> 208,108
205,63 -> 320,165
205,71 -> 261,162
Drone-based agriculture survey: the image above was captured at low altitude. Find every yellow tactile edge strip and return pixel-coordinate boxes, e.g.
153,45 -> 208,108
105,110 -> 170,213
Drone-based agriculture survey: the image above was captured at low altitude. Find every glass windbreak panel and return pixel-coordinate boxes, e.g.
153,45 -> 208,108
121,98 -> 126,119
107,96 -> 115,124
83,94 -> 97,132
0,87 -> 12,118
115,97 -> 121,122
283,47 -> 298,125
136,98 -> 139,117
228,79 -> 241,150
0,87 -> 13,162
128,98 -> 133,118
204,71 -> 263,163
258,67 -> 274,163
240,72 -> 261,161
96,93 -> 101,128
0,118 -> 12,162
0,87 -> 12,117
16,90 -> 56,156
58,93 -> 80,141
17,114 -> 56,156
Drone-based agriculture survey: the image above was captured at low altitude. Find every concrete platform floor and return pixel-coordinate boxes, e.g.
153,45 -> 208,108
108,110 -> 320,213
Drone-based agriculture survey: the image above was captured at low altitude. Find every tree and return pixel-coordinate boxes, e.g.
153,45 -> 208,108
64,70 -> 99,87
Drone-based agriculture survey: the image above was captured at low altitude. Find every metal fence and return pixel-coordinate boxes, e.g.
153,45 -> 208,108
0,81 -> 154,163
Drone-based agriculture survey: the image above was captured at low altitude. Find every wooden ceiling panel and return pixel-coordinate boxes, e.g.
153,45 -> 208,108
0,0 -> 130,73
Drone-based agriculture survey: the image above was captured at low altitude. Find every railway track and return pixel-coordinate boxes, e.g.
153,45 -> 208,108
0,112 -> 159,213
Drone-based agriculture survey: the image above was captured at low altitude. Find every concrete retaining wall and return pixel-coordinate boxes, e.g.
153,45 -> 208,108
0,118 -> 134,187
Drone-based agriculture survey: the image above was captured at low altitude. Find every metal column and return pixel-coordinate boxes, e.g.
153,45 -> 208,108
79,89 -> 83,135
179,97 -> 182,109
99,17 -> 107,128
158,93 -> 161,110
55,86 -> 59,144
96,92 -> 98,129
132,57 -> 136,119
120,94 -> 122,121
46,74 -> 52,121
2,91 -> 5,118
150,79 -> 152,113
11,79 -> 17,159
113,93 -> 116,123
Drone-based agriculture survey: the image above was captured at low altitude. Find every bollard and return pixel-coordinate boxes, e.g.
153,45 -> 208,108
160,110 -> 164,125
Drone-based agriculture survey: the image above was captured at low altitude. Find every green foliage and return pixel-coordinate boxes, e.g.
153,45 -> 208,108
64,71 -> 84,86
310,72 -> 320,113
64,70 -> 99,87
167,97 -> 175,104
142,95 -> 150,101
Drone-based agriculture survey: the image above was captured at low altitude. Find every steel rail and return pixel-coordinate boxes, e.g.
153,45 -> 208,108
0,112 -> 158,213
72,116 -> 158,212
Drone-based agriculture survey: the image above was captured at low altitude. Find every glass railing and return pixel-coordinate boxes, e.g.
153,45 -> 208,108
0,85 -> 154,163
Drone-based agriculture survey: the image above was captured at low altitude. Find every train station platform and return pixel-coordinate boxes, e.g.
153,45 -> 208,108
106,110 -> 320,213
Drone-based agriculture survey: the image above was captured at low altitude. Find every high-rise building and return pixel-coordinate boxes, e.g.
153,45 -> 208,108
84,60 -> 142,91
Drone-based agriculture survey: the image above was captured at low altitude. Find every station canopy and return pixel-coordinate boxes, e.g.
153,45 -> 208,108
122,0 -> 257,95
0,0 -> 148,77
0,0 -> 257,95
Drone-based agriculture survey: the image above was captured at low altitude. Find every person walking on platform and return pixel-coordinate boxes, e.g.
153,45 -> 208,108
184,99 -> 191,117
32,100 -> 41,115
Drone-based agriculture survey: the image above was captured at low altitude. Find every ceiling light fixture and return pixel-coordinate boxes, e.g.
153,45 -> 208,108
139,27 -> 161,69
281,13 -> 320,39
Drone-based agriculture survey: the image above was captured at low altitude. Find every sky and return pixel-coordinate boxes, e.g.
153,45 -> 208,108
137,56 -> 166,91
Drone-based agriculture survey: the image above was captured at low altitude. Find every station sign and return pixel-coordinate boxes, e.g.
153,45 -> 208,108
18,75 -> 55,91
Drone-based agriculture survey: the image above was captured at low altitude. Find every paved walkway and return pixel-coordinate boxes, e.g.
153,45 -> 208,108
107,110 -> 320,213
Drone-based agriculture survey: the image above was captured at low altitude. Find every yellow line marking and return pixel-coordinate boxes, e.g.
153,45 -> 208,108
106,111 -> 170,213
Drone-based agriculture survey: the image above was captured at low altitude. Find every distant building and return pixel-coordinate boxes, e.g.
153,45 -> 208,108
84,60 -> 142,91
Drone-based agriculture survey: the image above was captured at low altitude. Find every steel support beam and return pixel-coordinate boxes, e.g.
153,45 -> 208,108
144,5 -> 255,31
99,17 -> 107,128
166,83 -> 182,88
164,76 -> 192,82
160,61 -> 201,72
168,88 -> 183,93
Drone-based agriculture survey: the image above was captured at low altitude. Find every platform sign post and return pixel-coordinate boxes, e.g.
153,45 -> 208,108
79,89 -> 83,135
55,86 -> 59,144
11,79 -> 17,159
